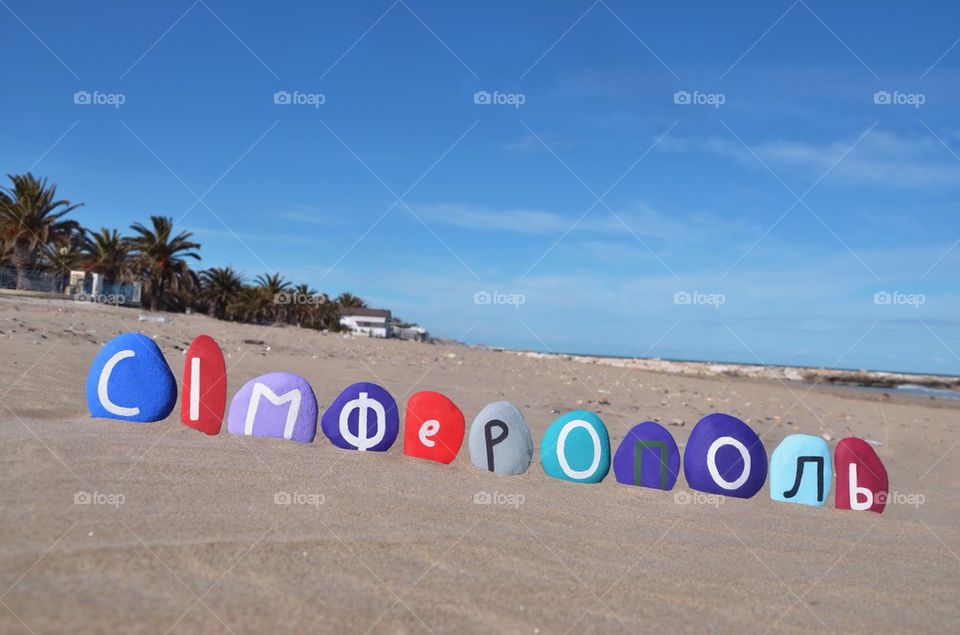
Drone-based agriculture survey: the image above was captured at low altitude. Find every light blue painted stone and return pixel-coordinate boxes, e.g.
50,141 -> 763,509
769,433 -> 832,507
540,410 -> 610,483
468,401 -> 533,475
85,332 -> 177,422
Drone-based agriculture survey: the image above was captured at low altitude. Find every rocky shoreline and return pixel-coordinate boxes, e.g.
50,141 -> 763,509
512,350 -> 960,392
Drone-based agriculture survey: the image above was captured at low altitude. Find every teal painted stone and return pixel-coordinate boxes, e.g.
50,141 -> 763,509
540,410 -> 610,483
769,433 -> 832,507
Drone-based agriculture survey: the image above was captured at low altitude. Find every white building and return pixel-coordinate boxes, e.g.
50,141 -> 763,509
339,306 -> 392,338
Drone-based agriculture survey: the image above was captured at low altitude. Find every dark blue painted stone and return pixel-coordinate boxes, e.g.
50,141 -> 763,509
321,382 -> 399,451
613,421 -> 680,490
85,332 -> 177,422
683,413 -> 767,498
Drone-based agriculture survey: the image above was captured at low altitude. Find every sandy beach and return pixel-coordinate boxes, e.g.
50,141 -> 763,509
1,295 -> 958,634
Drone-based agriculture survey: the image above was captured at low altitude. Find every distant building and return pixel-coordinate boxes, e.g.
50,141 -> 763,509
69,270 -> 142,307
394,323 -> 429,342
339,306 -> 392,338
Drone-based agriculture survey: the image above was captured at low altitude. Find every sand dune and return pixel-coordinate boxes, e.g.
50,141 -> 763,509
1,296 -> 957,634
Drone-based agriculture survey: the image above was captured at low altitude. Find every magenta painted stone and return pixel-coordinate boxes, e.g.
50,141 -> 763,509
226,372 -> 317,443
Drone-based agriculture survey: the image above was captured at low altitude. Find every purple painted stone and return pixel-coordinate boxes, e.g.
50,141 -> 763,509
320,382 -> 399,452
226,372 -> 318,443
613,421 -> 680,490
683,413 -> 767,498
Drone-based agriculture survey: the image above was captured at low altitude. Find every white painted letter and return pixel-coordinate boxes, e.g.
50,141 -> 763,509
189,357 -> 201,421
245,383 -> 302,440
848,463 -> 873,511
418,419 -> 440,447
556,419 -> 601,480
706,436 -> 751,490
97,350 -> 140,417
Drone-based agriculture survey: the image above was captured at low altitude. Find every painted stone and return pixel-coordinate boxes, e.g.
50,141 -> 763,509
834,437 -> 888,513
683,413 -> 768,498
613,421 -> 680,490
85,332 -> 176,422
226,372 -> 317,443
769,434 -> 832,507
403,390 -> 465,464
540,410 -> 610,483
181,335 -> 227,435
321,382 -> 399,451
468,401 -> 533,475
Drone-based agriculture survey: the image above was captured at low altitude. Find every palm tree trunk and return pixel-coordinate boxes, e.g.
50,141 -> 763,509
12,243 -> 32,290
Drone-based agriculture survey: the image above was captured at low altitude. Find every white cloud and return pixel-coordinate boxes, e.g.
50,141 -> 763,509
665,129 -> 960,187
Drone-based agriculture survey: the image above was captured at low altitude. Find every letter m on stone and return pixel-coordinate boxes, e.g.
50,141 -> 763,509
245,383 -> 302,440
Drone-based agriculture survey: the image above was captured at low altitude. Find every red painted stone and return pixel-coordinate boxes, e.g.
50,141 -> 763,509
403,391 -> 465,464
834,437 -> 888,513
181,335 -> 227,435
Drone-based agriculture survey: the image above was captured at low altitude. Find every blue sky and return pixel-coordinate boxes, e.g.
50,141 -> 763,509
4,0 -> 960,374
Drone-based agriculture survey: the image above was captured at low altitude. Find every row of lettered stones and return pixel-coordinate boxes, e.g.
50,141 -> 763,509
86,333 -> 889,512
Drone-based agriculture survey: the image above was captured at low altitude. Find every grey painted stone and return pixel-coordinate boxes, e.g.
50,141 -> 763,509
468,401 -> 533,475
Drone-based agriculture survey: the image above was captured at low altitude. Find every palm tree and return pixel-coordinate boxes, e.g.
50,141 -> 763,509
335,292 -> 366,308
0,173 -> 82,289
199,266 -> 245,319
47,229 -> 88,293
127,215 -> 201,311
84,228 -> 131,286
289,283 -> 324,327
254,272 -> 291,323
229,285 -> 273,324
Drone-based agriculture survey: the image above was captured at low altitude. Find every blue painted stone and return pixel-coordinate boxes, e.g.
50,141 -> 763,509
540,410 -> 610,483
683,413 -> 768,498
468,401 -> 533,475
320,382 -> 399,451
769,434 -> 832,507
85,332 -> 177,422
227,372 -> 318,443
613,421 -> 680,490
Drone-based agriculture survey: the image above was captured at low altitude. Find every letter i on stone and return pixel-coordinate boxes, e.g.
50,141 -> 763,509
769,434 -> 832,507
834,437 -> 888,513
86,333 -> 177,422
181,335 -> 227,435
468,401 -> 533,475
321,382 -> 399,451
